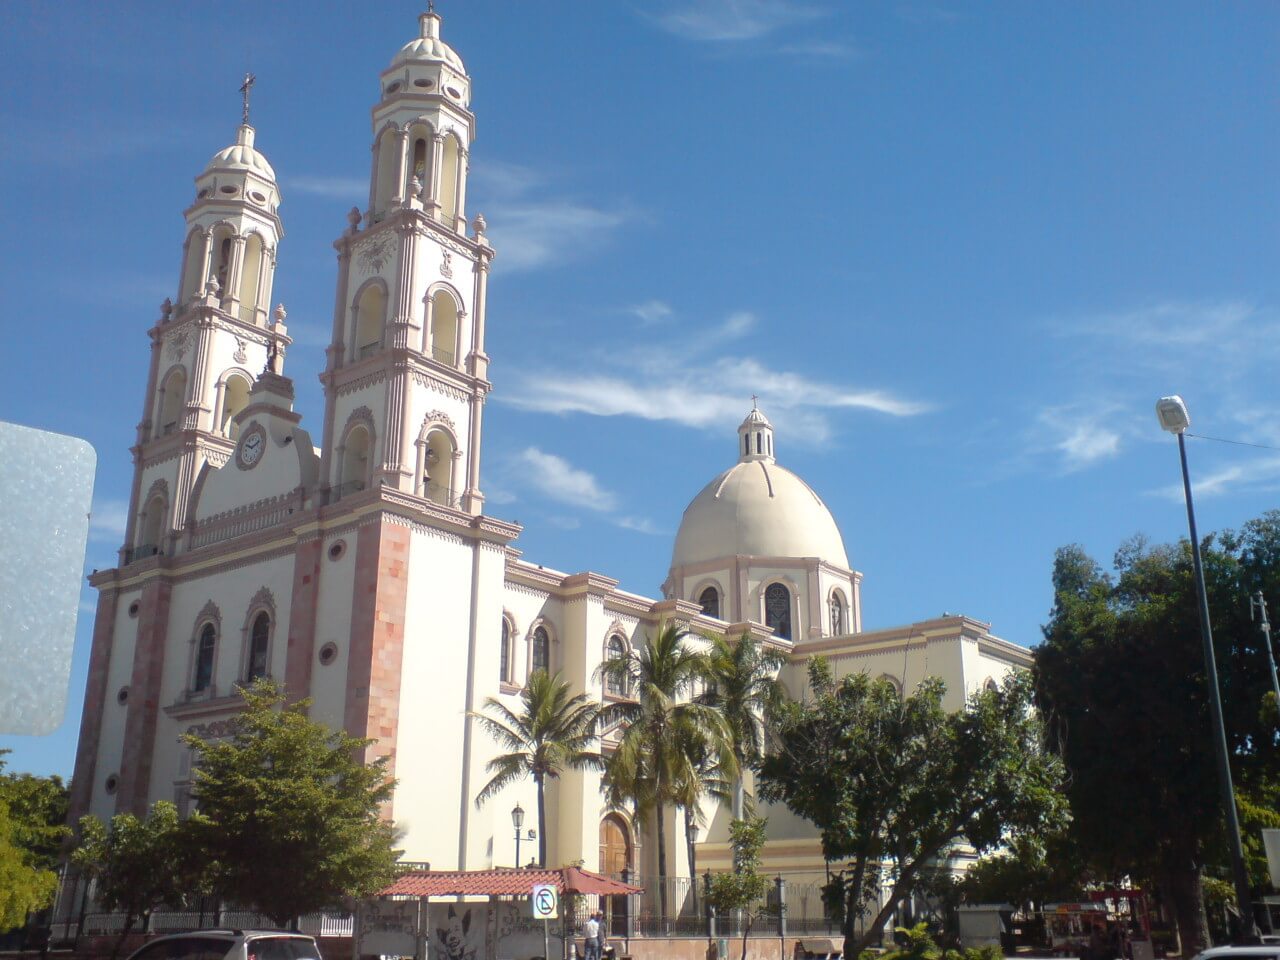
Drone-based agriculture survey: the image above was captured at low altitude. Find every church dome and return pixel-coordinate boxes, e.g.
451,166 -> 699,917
204,125 -> 276,181
392,12 -> 466,72
671,408 -> 850,570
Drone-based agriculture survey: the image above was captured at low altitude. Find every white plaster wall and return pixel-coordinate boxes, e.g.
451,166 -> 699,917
308,529 -> 359,732
90,593 -> 143,818
148,554 -> 298,807
392,527 -> 479,866
194,421 -> 312,521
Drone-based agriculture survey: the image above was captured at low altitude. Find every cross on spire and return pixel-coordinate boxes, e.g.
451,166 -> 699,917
751,394 -> 759,409
240,72 -> 256,125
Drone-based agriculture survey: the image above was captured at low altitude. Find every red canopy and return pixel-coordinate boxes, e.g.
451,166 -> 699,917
379,866 -> 643,898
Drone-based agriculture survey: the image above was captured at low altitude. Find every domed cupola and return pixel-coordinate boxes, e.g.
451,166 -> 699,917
666,405 -> 862,641
382,9 -> 471,109
195,124 -> 280,216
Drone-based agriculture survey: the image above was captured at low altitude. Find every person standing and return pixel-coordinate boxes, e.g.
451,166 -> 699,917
583,911 -> 601,960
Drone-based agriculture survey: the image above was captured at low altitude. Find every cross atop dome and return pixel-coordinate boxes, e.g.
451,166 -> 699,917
737,403 -> 775,463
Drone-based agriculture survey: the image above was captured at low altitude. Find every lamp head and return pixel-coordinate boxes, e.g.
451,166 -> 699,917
511,802 -> 524,831
1156,395 -> 1190,435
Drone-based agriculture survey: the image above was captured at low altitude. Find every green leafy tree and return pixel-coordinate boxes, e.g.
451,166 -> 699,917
472,669 -> 605,866
706,817 -> 772,960
600,621 -> 736,918
1035,521 -> 1280,953
182,679 -> 400,927
0,752 -> 67,930
71,802 -> 191,957
955,834 -> 1090,912
0,798 -> 59,931
760,662 -> 1065,960
699,633 -> 786,817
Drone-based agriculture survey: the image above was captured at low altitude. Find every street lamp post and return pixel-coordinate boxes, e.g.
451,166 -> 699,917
1250,592 -> 1280,713
511,802 -> 537,868
512,803 -> 525,868
1157,396 -> 1259,942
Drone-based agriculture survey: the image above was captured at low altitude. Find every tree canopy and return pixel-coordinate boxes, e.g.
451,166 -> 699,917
0,753 -> 67,930
706,817 -> 773,960
472,669 -> 604,866
759,662 -> 1065,960
182,680 -> 400,926
1035,514 -> 1280,952
72,801 -> 192,951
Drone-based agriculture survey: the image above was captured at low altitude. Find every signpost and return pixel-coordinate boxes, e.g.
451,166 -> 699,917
532,884 -> 559,960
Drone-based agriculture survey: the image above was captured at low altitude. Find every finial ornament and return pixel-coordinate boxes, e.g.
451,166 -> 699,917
240,72 -> 256,125
751,394 -> 759,409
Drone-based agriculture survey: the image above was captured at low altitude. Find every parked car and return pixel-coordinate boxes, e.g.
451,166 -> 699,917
124,931 -> 323,960
1193,947 -> 1280,960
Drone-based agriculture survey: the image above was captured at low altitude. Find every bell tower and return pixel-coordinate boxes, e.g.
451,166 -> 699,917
120,80 -> 290,564
319,9 -> 494,515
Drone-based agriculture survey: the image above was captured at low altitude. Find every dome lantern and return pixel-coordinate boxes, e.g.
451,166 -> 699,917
737,399 -> 775,463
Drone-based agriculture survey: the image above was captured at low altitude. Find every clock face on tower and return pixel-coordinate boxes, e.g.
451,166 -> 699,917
236,424 -> 266,470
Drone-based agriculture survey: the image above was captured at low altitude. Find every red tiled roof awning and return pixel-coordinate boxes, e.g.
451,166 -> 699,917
379,866 -> 643,898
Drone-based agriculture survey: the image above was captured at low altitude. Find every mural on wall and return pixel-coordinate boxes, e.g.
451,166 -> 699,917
431,904 -> 482,960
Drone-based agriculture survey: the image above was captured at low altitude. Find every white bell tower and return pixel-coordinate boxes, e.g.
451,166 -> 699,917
120,77 -> 290,565
319,9 -> 494,514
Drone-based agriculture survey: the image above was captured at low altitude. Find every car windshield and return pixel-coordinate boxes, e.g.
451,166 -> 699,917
246,937 -> 320,960
129,937 -> 233,960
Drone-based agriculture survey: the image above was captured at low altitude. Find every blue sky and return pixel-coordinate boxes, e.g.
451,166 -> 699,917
2,1 -> 1277,777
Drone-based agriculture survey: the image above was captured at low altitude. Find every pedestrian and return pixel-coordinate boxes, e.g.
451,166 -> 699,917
584,910 -> 601,960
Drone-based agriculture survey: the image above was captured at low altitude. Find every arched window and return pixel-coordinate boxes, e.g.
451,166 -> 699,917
983,677 -> 999,694
427,290 -> 459,366
212,231 -> 234,295
879,673 -> 903,697
500,618 -> 512,684
157,367 -> 187,437
531,625 -> 550,676
420,427 -> 457,506
372,127 -> 400,218
408,122 -> 433,200
239,234 -> 263,323
338,424 -> 372,499
219,373 -> 252,439
829,591 -> 847,636
138,493 -> 166,556
439,134 -> 461,225
246,611 -> 270,682
698,586 -> 720,619
353,284 -> 387,360
193,623 -> 216,692
179,229 -> 205,303
764,582 -> 792,640
605,636 -> 628,697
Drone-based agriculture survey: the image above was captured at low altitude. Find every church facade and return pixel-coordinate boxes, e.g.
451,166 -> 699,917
69,11 -> 1031,890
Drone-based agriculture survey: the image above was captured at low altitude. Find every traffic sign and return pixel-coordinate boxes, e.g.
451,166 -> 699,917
531,884 -> 559,919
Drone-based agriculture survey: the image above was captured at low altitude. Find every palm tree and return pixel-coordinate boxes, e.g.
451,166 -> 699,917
674,725 -> 732,904
699,633 -> 787,818
599,621 -> 735,919
472,669 -> 604,867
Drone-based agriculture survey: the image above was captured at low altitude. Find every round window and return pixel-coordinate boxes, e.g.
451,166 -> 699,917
249,190 -> 267,204
445,86 -> 461,99
414,78 -> 433,88
104,774 -> 119,795
128,600 -> 140,618
117,686 -> 130,705
386,81 -> 401,95
219,185 -> 238,195
318,642 -> 339,666
328,539 -> 347,561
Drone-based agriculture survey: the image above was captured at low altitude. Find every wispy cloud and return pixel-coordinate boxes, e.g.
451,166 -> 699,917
517,447 -> 618,512
1146,455 -> 1280,502
615,516 -> 664,536
89,499 -> 129,541
1017,299 -> 1280,476
779,39 -> 859,59
652,0 -> 824,42
287,175 -> 367,200
628,300 -> 674,325
504,308 -> 928,444
471,161 -> 634,273
510,448 -> 661,535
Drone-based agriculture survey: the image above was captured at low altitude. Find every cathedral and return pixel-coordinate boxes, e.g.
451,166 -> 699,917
68,10 -> 1030,893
